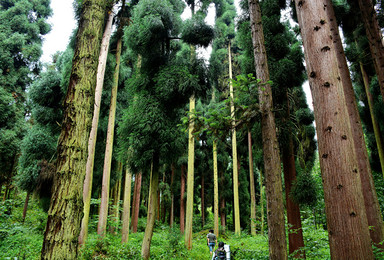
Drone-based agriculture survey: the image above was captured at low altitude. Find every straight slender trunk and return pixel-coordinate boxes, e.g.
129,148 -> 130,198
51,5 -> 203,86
327,1 -> 384,249
259,168 -> 264,235
228,41 -> 241,235
141,157 -> 160,260
358,0 -> 384,101
201,174 -> 205,227
220,170 -> 226,231
131,172 -> 142,233
121,166 -> 132,243
170,164 -> 175,227
248,131 -> 256,236
294,0 -> 374,258
110,178 -> 121,234
185,95 -> 195,249
180,164 -> 186,234
360,62 -> 384,174
249,0 -> 287,258
97,22 -> 123,234
40,1 -> 106,259
79,9 -> 113,245
213,140 -> 219,236
22,191 -> 30,223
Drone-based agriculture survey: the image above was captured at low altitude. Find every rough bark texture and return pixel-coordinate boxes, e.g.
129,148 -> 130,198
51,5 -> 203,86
185,95 -> 195,249
295,0 -> 374,258
228,41 -> 241,235
141,158 -> 159,259
121,166 -> 132,243
40,1 -> 107,259
131,172 -> 142,233
248,0 -> 287,258
213,140 -> 219,236
282,135 -> 305,258
248,131 -> 256,236
328,0 -> 384,249
180,165 -> 186,234
79,9 -> 113,245
358,0 -> 384,101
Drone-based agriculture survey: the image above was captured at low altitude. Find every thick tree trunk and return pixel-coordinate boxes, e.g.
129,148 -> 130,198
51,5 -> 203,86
79,9 -> 113,246
141,157 -> 159,260
228,41 -> 241,235
131,172 -> 142,233
185,95 -> 195,249
22,191 -> 30,223
358,0 -> 384,101
327,0 -> 384,249
40,1 -> 107,259
180,164 -> 186,234
213,140 -> 219,236
121,166 -> 132,243
295,0 -> 374,258
248,131 -> 256,236
282,134 -> 305,258
248,0 -> 287,258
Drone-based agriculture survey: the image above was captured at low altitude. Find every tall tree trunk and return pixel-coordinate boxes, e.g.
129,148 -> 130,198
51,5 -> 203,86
294,0 -> 374,258
180,164 -> 186,234
131,172 -> 142,233
248,131 -> 256,236
110,177 -> 122,234
228,41 -> 241,235
201,174 -> 205,227
121,165 -> 132,243
219,170 -> 226,231
79,8 -> 113,246
248,0 -> 287,258
22,191 -> 30,223
358,0 -> 384,101
141,157 -> 159,260
97,13 -> 123,234
185,95 -> 195,249
259,168 -> 264,235
213,140 -> 219,236
327,1 -> 384,249
360,62 -> 384,175
40,1 -> 107,258
170,164 -> 175,227
282,131 -> 305,258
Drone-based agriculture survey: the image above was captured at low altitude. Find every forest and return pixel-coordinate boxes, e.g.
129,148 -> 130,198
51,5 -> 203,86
2,0 -> 384,259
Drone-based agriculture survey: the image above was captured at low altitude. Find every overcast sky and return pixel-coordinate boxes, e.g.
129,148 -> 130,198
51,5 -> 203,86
41,0 -> 76,63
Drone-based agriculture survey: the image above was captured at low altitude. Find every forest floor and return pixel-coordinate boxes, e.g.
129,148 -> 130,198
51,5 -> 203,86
0,192 -> 334,259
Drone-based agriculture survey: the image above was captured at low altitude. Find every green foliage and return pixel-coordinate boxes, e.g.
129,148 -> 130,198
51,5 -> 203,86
181,16 -> 215,47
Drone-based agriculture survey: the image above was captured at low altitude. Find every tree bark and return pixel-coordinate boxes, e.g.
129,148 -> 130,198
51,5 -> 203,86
170,164 -> 175,227
185,95 -> 195,249
228,41 -> 241,235
121,165 -> 132,243
180,164 -> 186,234
327,0 -> 384,249
79,8 -> 113,246
220,170 -> 226,231
213,140 -> 219,236
259,168 -> 264,235
201,174 -> 205,227
141,157 -> 159,260
248,131 -> 256,236
248,0 -> 287,258
131,172 -> 142,233
294,0 -> 374,258
41,1 -> 107,259
357,0 -> 384,101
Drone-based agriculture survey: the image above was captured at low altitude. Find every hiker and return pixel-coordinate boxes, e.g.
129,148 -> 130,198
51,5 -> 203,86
212,241 -> 226,260
207,229 -> 217,256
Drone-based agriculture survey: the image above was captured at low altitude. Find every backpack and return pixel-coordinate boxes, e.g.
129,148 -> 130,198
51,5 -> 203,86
217,249 -> 226,259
